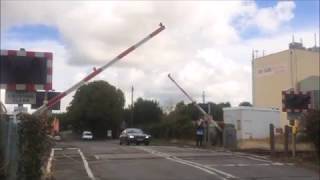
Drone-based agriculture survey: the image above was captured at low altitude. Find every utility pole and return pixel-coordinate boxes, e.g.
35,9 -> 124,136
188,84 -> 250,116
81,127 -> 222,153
252,49 -> 255,106
292,120 -> 297,158
131,86 -> 134,127
254,50 -> 259,58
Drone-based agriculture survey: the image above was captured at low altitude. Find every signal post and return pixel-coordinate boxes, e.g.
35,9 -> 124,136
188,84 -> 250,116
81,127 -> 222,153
282,90 -> 311,158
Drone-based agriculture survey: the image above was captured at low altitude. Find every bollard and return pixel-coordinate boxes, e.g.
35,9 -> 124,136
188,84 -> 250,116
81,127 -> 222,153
292,125 -> 297,158
284,125 -> 289,157
269,124 -> 275,156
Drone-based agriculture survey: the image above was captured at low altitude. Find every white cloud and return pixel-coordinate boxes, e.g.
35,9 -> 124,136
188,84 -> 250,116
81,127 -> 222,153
255,1 -> 295,32
235,1 -> 296,33
1,1 -> 316,113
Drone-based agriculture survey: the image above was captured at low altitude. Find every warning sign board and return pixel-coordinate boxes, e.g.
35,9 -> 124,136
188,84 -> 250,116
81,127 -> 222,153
5,91 -> 36,104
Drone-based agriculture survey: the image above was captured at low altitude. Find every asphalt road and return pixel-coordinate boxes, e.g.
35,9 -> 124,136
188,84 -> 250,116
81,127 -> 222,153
51,140 -> 319,180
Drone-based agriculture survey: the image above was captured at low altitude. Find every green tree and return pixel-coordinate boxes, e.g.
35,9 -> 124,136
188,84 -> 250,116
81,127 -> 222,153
159,101 -> 198,139
121,108 -> 131,129
67,81 -> 125,138
132,98 -> 163,126
171,102 -> 201,121
18,114 -> 52,180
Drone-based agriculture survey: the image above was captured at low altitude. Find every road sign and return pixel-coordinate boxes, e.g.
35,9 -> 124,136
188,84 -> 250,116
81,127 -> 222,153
5,91 -> 36,104
14,106 -> 28,113
31,91 -> 61,110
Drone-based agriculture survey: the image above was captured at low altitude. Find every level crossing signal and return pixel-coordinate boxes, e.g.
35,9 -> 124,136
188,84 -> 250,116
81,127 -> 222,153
282,91 -> 311,113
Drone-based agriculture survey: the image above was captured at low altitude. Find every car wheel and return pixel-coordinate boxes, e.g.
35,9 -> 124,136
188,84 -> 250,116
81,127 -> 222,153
126,140 -> 130,145
144,142 -> 149,146
119,141 -> 122,145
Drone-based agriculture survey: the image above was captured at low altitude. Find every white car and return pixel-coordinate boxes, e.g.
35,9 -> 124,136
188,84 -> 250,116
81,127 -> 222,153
53,135 -> 61,141
82,131 -> 93,140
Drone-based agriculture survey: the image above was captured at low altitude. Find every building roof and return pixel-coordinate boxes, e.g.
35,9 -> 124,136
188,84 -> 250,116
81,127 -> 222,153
254,44 -> 319,61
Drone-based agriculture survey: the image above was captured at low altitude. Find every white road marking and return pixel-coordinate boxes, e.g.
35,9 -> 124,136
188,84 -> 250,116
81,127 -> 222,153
272,162 -> 284,166
243,156 -> 272,163
46,148 -> 55,174
254,163 -> 270,166
225,152 -> 295,166
175,157 -> 236,179
205,162 -> 294,167
52,148 -> 63,151
136,146 -> 237,180
233,152 -> 268,160
94,155 -> 100,160
207,163 -> 270,167
78,149 -> 96,180
66,147 -> 79,150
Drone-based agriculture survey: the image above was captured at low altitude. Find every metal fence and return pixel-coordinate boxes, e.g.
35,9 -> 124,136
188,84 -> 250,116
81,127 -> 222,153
0,114 -> 19,180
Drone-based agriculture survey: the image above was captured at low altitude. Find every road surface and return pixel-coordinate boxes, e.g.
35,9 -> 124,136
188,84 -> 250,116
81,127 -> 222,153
50,140 -> 319,180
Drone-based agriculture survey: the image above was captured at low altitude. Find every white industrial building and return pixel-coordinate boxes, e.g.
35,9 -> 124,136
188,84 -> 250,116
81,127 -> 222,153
223,107 -> 280,140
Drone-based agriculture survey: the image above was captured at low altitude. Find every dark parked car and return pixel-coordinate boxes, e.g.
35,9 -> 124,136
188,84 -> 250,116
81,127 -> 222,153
119,128 -> 151,145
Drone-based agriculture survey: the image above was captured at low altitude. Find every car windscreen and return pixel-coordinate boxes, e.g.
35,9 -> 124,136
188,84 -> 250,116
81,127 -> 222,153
126,129 -> 143,134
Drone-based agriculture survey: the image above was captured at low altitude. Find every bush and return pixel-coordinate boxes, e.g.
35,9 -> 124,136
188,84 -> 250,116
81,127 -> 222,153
18,114 -> 52,180
305,110 -> 320,157
144,119 -> 195,140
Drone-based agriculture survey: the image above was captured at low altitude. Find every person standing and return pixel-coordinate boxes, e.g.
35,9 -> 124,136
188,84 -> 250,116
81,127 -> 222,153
196,119 -> 204,147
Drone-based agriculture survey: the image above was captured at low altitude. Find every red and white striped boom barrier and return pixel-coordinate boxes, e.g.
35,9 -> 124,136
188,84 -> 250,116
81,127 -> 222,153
167,74 -> 222,132
33,23 -> 165,115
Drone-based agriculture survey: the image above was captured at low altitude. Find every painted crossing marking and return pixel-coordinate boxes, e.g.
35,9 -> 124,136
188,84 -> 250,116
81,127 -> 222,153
52,147 -> 79,151
46,148 -> 55,174
205,150 -> 295,167
94,155 -> 100,160
78,149 -> 96,180
172,157 -> 236,179
136,146 -> 237,180
272,162 -> 284,166
48,147 -> 96,180
233,152 -> 269,160
138,147 -> 224,179
242,155 -> 272,163
206,163 -> 294,167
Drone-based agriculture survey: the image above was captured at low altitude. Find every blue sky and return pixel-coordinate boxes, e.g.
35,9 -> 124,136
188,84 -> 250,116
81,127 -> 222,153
257,0 -> 319,28
238,0 -> 320,39
3,24 -> 61,42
